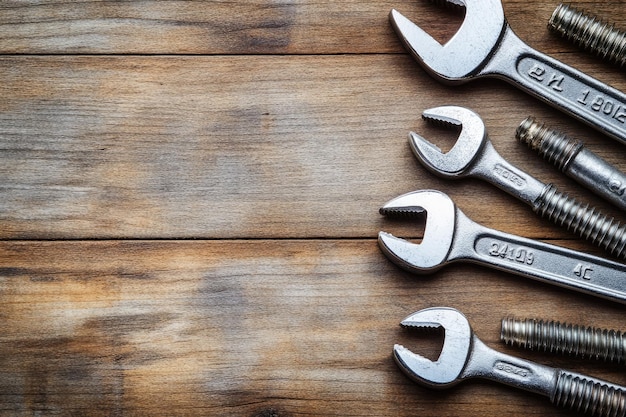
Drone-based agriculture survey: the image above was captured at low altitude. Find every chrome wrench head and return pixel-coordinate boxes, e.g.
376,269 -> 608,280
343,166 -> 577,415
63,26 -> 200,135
394,307 -> 471,388
378,190 -> 456,273
389,0 -> 505,83
409,106 -> 487,179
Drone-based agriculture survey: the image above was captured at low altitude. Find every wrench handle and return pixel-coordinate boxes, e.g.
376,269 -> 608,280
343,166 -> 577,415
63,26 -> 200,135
552,370 -> 626,416
464,223 -> 626,304
467,328 -> 626,416
485,28 -> 626,145
470,140 -> 547,206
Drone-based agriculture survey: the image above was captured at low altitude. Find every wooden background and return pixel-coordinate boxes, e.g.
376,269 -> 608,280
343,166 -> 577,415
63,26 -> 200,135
1,1 -> 625,416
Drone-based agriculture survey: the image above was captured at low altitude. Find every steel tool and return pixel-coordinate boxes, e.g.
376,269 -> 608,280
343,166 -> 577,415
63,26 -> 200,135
389,0 -> 626,144
378,189 -> 626,304
408,105 -> 626,259
394,307 -> 626,416
549,3 -> 626,68
516,116 -> 626,211
501,316 -> 626,364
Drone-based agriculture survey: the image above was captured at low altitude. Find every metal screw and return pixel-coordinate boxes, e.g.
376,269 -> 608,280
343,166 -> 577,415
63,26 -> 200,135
516,116 -> 626,211
553,371 -> 626,416
501,316 -> 626,363
548,3 -> 626,67
533,184 -> 626,259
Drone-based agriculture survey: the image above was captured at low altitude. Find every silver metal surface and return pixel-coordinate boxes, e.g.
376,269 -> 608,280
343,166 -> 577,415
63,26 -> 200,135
378,190 -> 626,304
408,105 -> 626,259
549,3 -> 626,68
501,316 -> 626,364
394,307 -> 626,416
410,106 -> 546,204
517,116 -> 626,210
390,1 -> 626,144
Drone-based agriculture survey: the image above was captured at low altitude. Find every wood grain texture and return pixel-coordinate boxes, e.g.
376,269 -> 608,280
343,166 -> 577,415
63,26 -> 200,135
0,0 -> 399,54
1,240 -> 625,416
1,0 -> 626,416
0,0 -> 624,55
1,55 -> 624,240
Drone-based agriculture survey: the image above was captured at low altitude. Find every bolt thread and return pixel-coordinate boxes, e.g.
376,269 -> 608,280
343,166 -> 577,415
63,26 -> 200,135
553,371 -> 626,417
501,317 -> 626,363
535,184 -> 626,259
516,117 -> 583,172
549,3 -> 626,67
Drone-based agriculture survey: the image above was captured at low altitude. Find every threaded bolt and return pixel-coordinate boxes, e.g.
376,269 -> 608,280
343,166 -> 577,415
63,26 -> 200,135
548,3 -> 626,67
535,184 -> 626,259
516,117 -> 583,172
517,117 -> 626,211
501,317 -> 626,363
553,371 -> 626,416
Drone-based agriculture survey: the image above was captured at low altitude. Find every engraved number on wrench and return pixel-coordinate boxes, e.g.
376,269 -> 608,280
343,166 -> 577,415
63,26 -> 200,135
516,55 -> 626,138
488,242 -> 535,265
574,264 -> 594,280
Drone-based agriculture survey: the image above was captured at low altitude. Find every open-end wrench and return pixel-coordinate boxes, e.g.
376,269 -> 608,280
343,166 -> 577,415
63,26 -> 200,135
408,105 -> 626,259
394,307 -> 626,416
390,0 -> 626,144
378,190 -> 626,304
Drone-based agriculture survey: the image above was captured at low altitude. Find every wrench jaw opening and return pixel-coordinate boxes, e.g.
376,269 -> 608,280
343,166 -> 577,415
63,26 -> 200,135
389,9 -> 466,85
394,307 -> 472,388
409,106 -> 487,178
389,0 -> 505,84
378,190 -> 457,274
378,232 -> 446,274
394,344 -> 457,388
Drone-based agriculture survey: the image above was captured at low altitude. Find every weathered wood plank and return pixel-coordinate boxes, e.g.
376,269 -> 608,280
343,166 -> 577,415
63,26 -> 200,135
1,240 -> 624,416
0,0 -> 405,54
0,0 -> 624,56
2,55 -> 625,241
2,2 -> 625,417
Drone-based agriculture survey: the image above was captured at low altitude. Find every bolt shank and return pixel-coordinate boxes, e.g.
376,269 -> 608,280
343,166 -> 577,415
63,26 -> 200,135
567,148 -> 626,210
